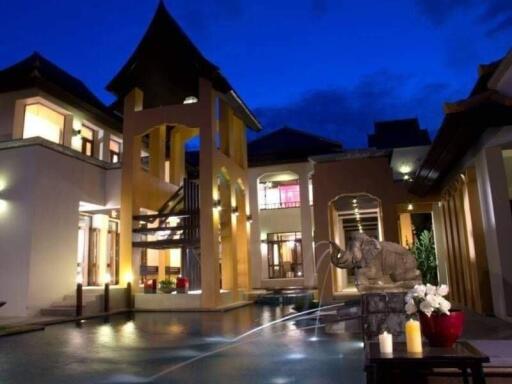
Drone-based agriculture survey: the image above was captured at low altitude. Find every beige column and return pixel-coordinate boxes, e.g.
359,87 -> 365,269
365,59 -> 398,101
149,125 -> 166,179
101,131 -> 111,162
199,80 -> 221,308
119,88 -> 143,288
476,145 -> 512,318
299,171 -> 315,288
63,115 -> 73,147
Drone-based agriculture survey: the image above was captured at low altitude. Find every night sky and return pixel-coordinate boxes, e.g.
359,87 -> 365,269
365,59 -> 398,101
0,0 -> 511,148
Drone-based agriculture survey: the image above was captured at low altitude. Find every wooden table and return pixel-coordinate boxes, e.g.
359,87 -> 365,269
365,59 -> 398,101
365,341 -> 490,384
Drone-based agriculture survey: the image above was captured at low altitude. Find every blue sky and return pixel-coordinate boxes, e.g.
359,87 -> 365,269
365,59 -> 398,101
0,0 -> 511,147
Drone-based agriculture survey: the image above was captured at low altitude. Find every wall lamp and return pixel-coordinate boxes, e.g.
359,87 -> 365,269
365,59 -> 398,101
231,206 -> 239,216
213,199 -> 222,211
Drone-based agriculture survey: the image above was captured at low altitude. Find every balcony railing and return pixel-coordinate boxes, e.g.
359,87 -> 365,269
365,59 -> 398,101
259,201 -> 301,210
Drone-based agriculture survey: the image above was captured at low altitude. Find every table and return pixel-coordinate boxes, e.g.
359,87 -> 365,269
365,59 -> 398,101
365,341 -> 490,384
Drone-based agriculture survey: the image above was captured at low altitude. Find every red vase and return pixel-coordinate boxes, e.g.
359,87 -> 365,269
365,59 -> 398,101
419,310 -> 464,348
176,277 -> 189,294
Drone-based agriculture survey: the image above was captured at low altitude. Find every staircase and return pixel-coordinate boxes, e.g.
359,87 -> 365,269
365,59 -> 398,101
132,178 -> 200,249
40,290 -> 103,317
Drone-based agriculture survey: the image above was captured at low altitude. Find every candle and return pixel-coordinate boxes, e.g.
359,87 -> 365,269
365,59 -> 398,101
405,318 -> 423,354
378,331 -> 393,354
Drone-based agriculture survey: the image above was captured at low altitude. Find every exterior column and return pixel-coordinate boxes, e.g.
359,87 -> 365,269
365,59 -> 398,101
199,80 -> 221,308
149,125 -> 166,179
119,88 -> 143,288
101,131 -> 111,162
476,145 -> 512,318
63,115 -> 73,147
299,170 -> 315,288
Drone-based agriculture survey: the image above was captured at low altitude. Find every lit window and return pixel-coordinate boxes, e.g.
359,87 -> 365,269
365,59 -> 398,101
109,139 -> 121,163
258,180 -> 300,210
266,232 -> 303,279
23,103 -> 64,144
80,126 -> 95,157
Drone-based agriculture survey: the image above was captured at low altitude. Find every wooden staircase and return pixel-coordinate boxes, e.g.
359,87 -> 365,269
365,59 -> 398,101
132,178 -> 200,249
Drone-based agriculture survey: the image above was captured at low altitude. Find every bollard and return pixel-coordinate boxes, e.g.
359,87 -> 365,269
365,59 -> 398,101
104,283 -> 110,313
126,282 -> 132,310
76,283 -> 83,317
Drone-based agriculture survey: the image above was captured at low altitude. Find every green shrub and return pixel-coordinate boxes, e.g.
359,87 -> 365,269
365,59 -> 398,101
411,230 -> 438,285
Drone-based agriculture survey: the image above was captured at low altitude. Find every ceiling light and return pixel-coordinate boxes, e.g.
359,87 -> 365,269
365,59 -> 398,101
183,96 -> 198,104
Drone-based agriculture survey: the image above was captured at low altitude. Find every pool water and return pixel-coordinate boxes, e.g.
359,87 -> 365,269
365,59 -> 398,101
0,305 -> 364,383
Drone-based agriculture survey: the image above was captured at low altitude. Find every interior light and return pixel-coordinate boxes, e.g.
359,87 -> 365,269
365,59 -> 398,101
404,174 -> 410,181
124,272 -> 134,283
183,96 -> 198,104
104,272 -> 112,284
407,203 -> 414,211
399,164 -> 412,174
232,206 -> 239,216
213,199 -> 222,211
0,199 -> 7,214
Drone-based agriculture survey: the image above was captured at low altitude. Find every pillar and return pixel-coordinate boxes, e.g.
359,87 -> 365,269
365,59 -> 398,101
476,145 -> 512,318
299,171 -> 315,288
199,80 -> 221,308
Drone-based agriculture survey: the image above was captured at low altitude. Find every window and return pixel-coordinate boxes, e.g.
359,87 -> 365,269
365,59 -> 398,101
80,125 -> 95,157
109,139 -> 121,163
23,103 -> 64,144
267,232 -> 303,279
258,180 -> 301,210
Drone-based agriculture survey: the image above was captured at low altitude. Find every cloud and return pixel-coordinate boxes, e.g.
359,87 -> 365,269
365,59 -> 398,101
253,71 -> 461,148
415,0 -> 512,36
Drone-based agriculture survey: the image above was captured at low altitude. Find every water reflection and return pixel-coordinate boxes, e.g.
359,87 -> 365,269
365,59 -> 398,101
0,305 -> 364,384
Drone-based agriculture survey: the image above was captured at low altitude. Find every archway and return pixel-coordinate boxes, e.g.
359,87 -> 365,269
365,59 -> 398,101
328,193 -> 382,292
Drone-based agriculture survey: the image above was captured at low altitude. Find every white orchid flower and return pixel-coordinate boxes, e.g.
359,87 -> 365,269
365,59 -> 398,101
425,294 -> 441,308
438,297 -> 451,315
419,300 -> 434,316
405,300 -> 417,315
413,284 -> 427,297
426,284 -> 436,295
437,284 -> 449,297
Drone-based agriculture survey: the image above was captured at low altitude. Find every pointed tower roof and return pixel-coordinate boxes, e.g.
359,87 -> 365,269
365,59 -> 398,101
107,2 -> 260,130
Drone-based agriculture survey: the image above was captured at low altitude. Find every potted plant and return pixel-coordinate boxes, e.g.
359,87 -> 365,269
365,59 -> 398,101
159,278 -> 176,294
405,284 -> 464,348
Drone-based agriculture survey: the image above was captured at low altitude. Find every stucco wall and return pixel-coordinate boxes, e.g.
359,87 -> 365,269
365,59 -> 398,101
312,156 -> 417,301
248,162 -> 316,289
0,143 -> 119,316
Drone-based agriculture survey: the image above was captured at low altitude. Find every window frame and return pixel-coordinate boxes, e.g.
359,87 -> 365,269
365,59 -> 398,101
22,102 -> 66,144
266,232 -> 303,279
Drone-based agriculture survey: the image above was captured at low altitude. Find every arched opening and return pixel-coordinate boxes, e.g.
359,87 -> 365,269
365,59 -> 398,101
329,193 -> 382,292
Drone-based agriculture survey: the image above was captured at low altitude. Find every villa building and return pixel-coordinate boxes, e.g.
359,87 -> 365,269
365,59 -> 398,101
0,3 -> 260,316
2,1 -> 512,326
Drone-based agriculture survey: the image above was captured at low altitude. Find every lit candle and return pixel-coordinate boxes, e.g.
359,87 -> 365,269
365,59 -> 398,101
378,331 -> 393,354
405,318 -> 423,354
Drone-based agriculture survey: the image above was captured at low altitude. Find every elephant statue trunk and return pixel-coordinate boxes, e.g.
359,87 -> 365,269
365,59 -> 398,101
327,233 -> 422,292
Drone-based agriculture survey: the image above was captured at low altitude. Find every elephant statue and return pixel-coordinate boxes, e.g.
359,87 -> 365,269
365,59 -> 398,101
329,233 -> 422,292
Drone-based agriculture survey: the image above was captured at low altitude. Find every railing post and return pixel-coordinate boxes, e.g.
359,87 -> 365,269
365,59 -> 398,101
126,281 -> 132,310
76,283 -> 83,317
104,283 -> 110,313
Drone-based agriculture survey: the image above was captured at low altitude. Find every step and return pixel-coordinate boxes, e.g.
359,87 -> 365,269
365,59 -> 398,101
133,210 -> 198,222
40,306 -> 77,317
132,238 -> 199,249
132,225 -> 192,234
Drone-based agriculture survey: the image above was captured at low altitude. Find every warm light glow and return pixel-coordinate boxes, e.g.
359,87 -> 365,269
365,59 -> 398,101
407,203 -> 414,211
404,174 -> 410,181
399,164 -> 412,174
0,199 -> 7,214
124,272 -> 133,283
183,96 -> 198,104
0,178 -> 6,191
23,103 -> 64,144
104,272 -> 112,284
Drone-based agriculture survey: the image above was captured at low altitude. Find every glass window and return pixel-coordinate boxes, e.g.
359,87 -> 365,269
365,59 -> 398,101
109,139 -> 121,163
258,180 -> 301,210
80,126 -> 95,157
23,103 -> 64,144
267,232 -> 303,279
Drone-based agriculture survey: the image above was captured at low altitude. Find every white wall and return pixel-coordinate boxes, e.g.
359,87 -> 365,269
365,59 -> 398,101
248,162 -> 316,290
0,143 -> 117,316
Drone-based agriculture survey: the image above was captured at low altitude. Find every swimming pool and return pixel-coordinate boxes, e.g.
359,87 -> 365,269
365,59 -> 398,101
0,305 -> 364,383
